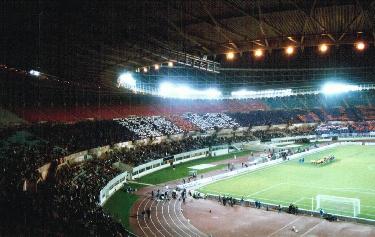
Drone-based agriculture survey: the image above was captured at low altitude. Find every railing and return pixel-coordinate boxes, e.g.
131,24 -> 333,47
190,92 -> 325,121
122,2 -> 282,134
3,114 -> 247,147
99,171 -> 128,206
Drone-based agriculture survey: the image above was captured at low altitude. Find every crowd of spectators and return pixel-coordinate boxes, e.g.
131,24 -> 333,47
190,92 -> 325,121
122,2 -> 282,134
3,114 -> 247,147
3,109 -> 375,235
104,135 -> 256,166
165,114 -> 199,132
115,116 -> 183,139
0,136 -> 127,236
182,113 -> 239,130
351,121 -> 375,132
315,123 -> 351,134
0,125 -> 259,236
252,129 -> 287,141
29,120 -> 135,154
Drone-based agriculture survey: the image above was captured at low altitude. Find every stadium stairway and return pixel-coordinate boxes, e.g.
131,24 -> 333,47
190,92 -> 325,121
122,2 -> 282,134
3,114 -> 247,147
231,144 -> 241,151
0,107 -> 26,127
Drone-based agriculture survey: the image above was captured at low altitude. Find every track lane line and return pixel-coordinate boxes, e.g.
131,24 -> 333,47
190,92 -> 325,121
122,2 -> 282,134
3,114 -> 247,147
155,199 -> 173,237
267,216 -> 303,237
300,220 -> 324,237
137,196 -> 150,237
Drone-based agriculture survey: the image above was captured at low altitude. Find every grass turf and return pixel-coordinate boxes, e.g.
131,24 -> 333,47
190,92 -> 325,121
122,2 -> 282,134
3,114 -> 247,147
103,183 -> 146,231
199,145 -> 375,220
137,150 -> 251,185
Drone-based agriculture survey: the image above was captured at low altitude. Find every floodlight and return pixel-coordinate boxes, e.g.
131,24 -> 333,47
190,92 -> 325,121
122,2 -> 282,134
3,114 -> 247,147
143,67 -> 148,73
321,82 -> 360,95
154,64 -> 160,70
355,41 -> 366,51
226,52 -> 235,60
118,72 -> 136,88
285,46 -> 295,55
29,70 -> 40,76
319,44 -> 329,53
254,49 -> 264,58
168,61 -> 174,67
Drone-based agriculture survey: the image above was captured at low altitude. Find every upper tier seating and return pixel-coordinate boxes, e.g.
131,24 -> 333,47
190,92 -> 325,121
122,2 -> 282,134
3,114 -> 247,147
115,116 -> 183,139
182,113 -> 239,130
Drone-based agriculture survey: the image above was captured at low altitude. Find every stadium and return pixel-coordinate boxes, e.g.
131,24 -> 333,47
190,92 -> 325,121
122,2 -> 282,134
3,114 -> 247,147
2,0 -> 375,236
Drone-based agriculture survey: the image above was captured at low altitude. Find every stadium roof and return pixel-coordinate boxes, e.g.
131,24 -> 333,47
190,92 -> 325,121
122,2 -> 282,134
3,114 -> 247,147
2,0 -> 375,87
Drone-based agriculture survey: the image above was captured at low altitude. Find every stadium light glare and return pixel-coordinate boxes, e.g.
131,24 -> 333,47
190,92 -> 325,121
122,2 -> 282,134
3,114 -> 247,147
117,72 -> 136,89
143,67 -> 148,73
226,52 -> 235,60
29,70 -> 40,76
158,82 -> 221,99
355,41 -> 366,51
231,88 -> 293,99
154,64 -> 160,70
205,88 -> 222,99
321,82 -> 360,95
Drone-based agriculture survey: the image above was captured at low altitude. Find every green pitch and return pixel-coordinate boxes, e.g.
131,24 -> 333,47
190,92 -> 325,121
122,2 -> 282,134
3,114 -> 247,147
137,150 -> 251,185
199,145 -> 375,220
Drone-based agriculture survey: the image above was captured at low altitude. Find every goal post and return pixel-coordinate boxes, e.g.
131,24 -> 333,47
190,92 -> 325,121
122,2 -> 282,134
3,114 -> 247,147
316,195 -> 360,217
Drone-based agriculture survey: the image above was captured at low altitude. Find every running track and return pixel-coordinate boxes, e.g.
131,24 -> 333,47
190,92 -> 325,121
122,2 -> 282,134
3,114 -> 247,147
134,192 -> 207,237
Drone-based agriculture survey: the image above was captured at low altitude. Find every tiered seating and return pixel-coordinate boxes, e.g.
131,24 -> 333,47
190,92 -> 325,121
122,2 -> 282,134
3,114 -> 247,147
13,99 -> 267,123
351,121 -> 375,132
182,113 -> 239,130
115,116 -> 183,139
0,107 -> 26,127
357,106 -> 375,120
29,120 -> 135,153
165,114 -> 199,132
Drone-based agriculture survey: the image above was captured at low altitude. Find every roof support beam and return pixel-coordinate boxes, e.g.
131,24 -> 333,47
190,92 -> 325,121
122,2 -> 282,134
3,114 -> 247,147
338,11 -> 364,41
257,0 -> 270,52
165,19 -> 213,54
292,1 -> 326,32
356,0 -> 375,46
301,0 -> 317,35
222,0 -> 284,37
199,0 -> 240,51
293,1 -> 337,43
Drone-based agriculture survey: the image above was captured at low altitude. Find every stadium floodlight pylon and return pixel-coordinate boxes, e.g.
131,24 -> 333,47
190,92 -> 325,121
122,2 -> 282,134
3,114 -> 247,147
316,194 -> 360,217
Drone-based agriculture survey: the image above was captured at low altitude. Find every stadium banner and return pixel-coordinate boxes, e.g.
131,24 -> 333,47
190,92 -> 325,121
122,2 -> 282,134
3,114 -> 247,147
251,125 -> 269,131
217,128 -> 233,135
271,135 -> 317,142
132,148 -> 209,179
88,145 -> 110,158
113,141 -> 132,149
211,148 -> 229,156
99,171 -> 128,206
270,124 -> 288,129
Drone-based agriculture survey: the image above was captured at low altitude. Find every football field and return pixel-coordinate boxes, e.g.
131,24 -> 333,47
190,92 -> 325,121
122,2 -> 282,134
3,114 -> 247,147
199,145 -> 375,220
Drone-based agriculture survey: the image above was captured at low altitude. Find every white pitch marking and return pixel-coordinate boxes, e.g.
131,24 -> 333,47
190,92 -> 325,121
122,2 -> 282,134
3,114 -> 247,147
267,217 -> 303,237
300,220 -> 324,237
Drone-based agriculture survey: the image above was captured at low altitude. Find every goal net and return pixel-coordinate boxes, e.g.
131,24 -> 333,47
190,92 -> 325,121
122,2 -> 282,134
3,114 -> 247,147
316,195 -> 360,217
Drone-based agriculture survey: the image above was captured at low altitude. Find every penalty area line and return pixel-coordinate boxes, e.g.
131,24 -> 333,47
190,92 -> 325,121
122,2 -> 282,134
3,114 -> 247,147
246,183 -> 286,198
